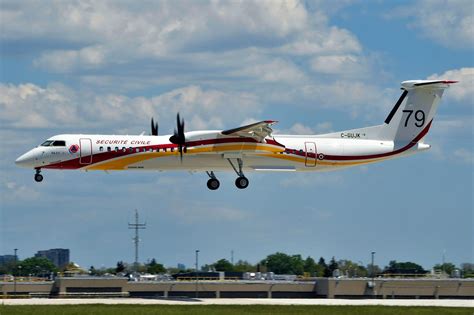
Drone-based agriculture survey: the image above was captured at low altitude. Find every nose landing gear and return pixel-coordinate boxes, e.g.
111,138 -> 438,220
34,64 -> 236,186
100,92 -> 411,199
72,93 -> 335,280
34,169 -> 43,182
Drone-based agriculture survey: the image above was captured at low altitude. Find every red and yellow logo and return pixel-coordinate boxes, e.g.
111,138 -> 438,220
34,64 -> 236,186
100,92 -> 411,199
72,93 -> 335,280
69,144 -> 79,154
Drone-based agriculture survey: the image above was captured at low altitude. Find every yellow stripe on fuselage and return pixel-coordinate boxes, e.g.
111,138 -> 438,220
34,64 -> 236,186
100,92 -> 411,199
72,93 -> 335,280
85,143 -> 284,170
84,142 -> 394,171
255,153 -> 391,167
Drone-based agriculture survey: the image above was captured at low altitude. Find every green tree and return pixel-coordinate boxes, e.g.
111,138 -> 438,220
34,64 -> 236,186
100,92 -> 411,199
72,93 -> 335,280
262,252 -> 305,275
461,263 -> 474,278
116,261 -> 125,273
318,257 -> 330,277
290,255 -> 305,275
214,259 -> 234,272
328,256 -> 338,276
434,263 -> 456,275
337,259 -> 363,277
89,266 -> 97,275
0,260 -> 16,275
233,260 -> 257,272
18,257 -> 57,276
384,260 -> 426,274
147,259 -> 166,274
303,256 -> 318,276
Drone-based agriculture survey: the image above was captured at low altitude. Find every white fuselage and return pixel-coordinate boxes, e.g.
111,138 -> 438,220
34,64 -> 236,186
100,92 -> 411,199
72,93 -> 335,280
15,131 -> 429,173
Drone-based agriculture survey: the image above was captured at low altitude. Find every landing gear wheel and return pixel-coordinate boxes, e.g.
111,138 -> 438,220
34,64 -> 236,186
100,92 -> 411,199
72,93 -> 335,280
34,174 -> 43,182
235,176 -> 249,189
207,178 -> 220,190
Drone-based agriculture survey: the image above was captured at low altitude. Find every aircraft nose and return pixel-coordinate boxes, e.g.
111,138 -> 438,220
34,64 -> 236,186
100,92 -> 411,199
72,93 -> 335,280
15,151 -> 35,168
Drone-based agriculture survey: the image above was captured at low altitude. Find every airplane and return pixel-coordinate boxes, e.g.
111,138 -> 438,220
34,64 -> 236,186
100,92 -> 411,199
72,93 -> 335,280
15,80 -> 457,190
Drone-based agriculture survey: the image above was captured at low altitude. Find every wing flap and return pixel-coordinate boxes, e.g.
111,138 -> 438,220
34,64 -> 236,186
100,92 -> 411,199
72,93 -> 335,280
222,120 -> 277,142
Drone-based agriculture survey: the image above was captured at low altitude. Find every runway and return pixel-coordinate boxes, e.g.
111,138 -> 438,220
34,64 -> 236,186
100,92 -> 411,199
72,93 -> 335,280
3,298 -> 473,308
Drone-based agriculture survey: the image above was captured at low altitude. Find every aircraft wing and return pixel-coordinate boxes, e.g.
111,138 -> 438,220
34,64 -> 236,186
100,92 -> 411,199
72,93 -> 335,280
221,120 -> 278,142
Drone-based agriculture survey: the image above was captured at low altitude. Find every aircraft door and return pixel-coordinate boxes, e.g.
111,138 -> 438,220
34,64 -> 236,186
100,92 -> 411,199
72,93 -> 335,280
304,142 -> 317,167
79,138 -> 93,164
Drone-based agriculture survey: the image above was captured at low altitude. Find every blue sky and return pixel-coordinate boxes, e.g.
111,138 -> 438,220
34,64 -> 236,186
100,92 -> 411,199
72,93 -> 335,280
1,0 -> 472,271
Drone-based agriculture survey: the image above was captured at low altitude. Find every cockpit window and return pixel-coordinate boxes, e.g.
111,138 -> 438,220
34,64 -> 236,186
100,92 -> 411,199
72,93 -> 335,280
40,140 -> 54,146
52,140 -> 66,146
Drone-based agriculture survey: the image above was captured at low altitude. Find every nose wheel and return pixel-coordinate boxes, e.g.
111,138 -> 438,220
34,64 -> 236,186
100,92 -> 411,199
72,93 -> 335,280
34,169 -> 43,182
206,171 -> 220,190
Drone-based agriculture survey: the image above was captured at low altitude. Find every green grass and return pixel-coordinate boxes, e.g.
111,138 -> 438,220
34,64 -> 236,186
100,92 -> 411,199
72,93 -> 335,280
1,305 -> 472,315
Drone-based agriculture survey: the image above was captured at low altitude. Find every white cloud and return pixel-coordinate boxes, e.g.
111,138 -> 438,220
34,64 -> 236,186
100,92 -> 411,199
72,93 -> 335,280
280,25 -> 362,55
34,45 -> 107,72
1,0 -> 366,81
0,83 -> 80,128
1,180 -> 40,201
170,202 -> 250,223
232,58 -> 306,83
428,68 -> 474,104
280,173 -> 343,188
0,82 -> 260,131
453,148 -> 474,164
288,123 -> 315,135
283,121 -> 333,135
388,0 -> 474,50
310,54 -> 365,75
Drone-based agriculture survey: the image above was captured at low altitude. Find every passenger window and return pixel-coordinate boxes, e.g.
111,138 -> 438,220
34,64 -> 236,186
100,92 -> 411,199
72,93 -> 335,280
129,147 -> 133,152
115,147 -> 119,152
99,147 -> 104,152
52,140 -> 66,146
136,148 -> 140,153
122,147 -> 126,152
107,147 -> 111,152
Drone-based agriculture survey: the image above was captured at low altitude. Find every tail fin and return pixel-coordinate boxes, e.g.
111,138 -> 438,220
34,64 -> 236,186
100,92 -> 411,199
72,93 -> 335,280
317,80 -> 456,143
380,80 -> 457,142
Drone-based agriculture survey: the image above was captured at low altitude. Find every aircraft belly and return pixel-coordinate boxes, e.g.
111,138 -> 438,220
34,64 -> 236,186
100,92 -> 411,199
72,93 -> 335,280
128,154 -> 315,172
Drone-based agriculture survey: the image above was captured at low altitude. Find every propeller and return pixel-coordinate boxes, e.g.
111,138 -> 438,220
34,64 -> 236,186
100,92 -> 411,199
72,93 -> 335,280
169,113 -> 186,161
151,117 -> 158,136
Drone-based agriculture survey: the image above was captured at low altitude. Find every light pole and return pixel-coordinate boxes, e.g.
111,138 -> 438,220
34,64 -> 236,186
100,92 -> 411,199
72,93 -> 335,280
371,251 -> 376,298
13,249 -> 18,296
195,250 -> 200,299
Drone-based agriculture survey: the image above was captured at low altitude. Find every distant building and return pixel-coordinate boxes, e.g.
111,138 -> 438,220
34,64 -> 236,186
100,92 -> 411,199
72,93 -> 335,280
0,255 -> 16,266
177,263 -> 186,270
35,248 -> 70,268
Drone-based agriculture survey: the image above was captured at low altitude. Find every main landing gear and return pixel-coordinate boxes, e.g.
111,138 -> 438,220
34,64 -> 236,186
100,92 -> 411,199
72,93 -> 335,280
206,171 -> 220,190
227,158 -> 249,189
34,169 -> 43,182
205,158 -> 250,190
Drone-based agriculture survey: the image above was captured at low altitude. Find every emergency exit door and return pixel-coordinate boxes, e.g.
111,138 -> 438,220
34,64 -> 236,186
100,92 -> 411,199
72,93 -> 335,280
79,138 -> 93,164
304,142 -> 317,167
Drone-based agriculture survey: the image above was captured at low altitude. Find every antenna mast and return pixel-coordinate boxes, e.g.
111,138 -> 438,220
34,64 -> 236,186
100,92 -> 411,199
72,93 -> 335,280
128,209 -> 146,272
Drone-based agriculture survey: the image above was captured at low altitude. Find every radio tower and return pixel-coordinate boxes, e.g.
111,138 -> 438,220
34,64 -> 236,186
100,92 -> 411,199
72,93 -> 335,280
128,209 -> 146,272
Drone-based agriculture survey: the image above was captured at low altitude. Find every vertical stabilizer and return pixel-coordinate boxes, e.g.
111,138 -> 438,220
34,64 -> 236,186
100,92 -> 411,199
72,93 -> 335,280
380,80 -> 456,142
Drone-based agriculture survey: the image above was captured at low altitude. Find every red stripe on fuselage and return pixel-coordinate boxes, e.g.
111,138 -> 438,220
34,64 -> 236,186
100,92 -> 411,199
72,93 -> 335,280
43,137 -> 282,169
323,120 -> 432,161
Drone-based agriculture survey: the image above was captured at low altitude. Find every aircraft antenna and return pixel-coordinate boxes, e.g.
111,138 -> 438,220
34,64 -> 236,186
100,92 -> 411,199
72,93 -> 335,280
128,209 -> 146,272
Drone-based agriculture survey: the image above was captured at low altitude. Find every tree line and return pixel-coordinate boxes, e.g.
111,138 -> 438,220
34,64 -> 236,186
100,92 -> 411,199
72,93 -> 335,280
2,253 -> 473,278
